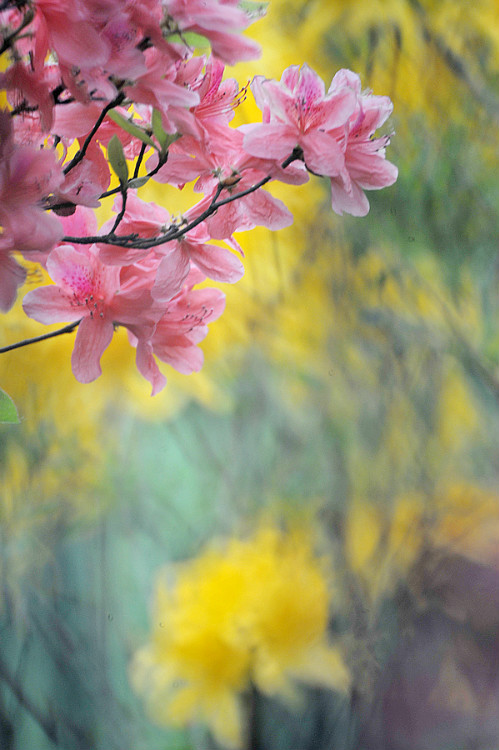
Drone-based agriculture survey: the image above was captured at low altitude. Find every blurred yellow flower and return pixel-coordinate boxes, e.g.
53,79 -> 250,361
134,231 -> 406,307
131,524 -> 349,748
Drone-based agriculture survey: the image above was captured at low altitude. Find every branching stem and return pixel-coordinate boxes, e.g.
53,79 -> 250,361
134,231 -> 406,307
63,93 -> 126,176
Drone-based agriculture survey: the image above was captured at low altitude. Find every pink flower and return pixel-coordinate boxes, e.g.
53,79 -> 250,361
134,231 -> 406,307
0,112 -> 63,255
32,0 -> 109,73
243,64 -> 357,177
124,48 -> 199,134
149,125 -> 298,236
153,222 -> 245,292
132,278 -> 226,395
328,71 -> 398,216
174,56 -> 245,139
56,140 -> 111,208
0,61 -> 54,132
164,0 -> 261,64
22,243 -> 168,383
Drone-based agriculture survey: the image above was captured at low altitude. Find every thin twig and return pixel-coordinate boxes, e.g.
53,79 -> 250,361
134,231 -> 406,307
0,320 -> 81,354
46,145 -> 168,213
63,93 -> 125,176
108,183 -> 128,235
0,6 -> 34,55
62,150 -> 301,249
133,140 -> 148,180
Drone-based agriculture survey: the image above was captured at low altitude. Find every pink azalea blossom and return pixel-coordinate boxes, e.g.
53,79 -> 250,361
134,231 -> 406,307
132,277 -> 226,395
174,56 -> 245,139
148,125 -> 300,236
56,140 -> 111,208
124,48 -> 199,134
32,0 -> 110,74
328,70 -> 398,216
22,243 -> 170,383
164,0 -> 261,64
0,61 -> 54,132
243,64 -> 357,177
0,111 -> 63,309
98,192 -> 244,285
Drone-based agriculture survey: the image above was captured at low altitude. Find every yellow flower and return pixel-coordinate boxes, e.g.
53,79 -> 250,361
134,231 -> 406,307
131,524 -> 349,748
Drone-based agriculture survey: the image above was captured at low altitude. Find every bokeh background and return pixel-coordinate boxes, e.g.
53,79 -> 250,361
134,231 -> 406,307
2,1 -> 499,748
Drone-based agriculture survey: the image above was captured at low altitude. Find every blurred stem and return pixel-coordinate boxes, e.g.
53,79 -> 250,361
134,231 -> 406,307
0,653 -> 58,745
407,264 -> 499,405
246,684 -> 259,750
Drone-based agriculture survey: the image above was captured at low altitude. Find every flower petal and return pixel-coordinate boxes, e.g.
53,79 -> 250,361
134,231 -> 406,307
71,316 -> 114,383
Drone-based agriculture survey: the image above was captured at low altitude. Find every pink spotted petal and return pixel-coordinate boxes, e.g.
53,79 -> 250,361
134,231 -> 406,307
46,245 -> 94,292
294,63 -> 325,102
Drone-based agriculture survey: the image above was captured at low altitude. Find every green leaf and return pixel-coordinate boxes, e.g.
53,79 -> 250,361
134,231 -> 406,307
166,31 -> 210,50
151,109 -> 181,154
151,109 -> 169,152
107,110 -> 156,149
107,134 -> 129,184
0,388 -> 19,424
127,176 -> 150,189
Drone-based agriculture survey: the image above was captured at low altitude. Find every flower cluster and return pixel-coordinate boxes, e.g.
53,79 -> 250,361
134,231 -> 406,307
0,0 -> 397,393
131,524 -> 349,747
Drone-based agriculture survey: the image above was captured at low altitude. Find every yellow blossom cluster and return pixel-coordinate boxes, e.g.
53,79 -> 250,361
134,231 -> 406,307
131,524 -> 349,748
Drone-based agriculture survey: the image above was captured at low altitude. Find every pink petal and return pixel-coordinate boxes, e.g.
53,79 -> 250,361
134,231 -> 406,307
135,339 -> 167,396
243,123 -> 297,161
188,241 -> 244,283
348,150 -> 399,189
152,247 -> 190,303
0,253 -> 26,312
302,131 -> 345,176
154,336 -> 204,374
204,30 -> 260,65
295,63 -> 326,103
71,316 -> 114,383
330,177 -> 370,217
22,285 -> 83,324
239,190 -> 294,231
46,245 -> 94,291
